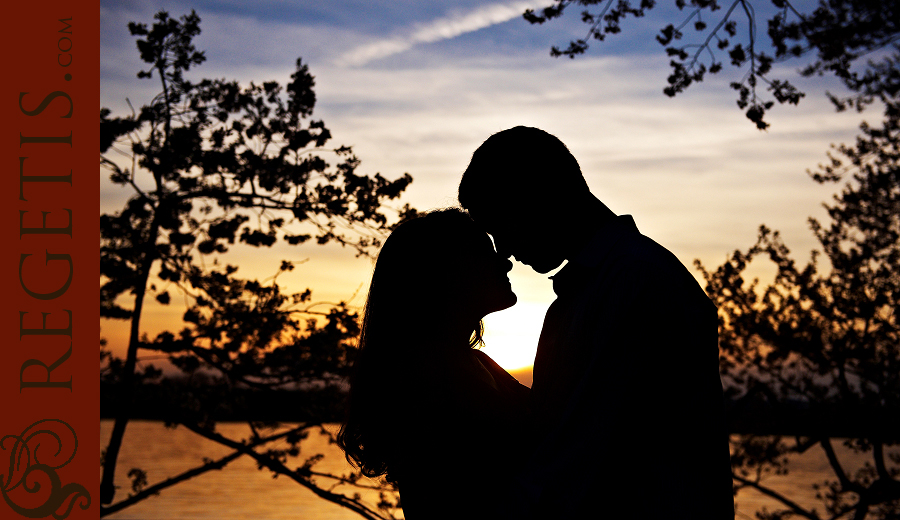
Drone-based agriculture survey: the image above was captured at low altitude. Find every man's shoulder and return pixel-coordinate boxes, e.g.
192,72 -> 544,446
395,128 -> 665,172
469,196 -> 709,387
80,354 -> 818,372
560,215 -> 708,299
592,226 -> 685,277
577,215 -> 679,268
584,227 -> 709,302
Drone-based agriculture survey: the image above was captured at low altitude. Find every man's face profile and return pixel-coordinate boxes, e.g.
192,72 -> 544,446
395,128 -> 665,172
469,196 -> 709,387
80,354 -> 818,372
478,202 -> 566,275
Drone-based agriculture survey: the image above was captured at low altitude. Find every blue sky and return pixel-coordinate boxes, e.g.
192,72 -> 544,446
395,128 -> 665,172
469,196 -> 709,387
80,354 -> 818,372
101,1 -> 871,375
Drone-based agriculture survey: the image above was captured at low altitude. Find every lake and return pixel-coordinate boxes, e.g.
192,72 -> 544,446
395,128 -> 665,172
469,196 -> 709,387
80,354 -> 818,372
101,420 -> 886,519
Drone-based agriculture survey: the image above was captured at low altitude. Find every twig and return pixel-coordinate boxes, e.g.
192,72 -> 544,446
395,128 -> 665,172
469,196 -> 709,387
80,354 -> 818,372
732,473 -> 821,520
178,421 -> 392,520
100,450 -> 243,516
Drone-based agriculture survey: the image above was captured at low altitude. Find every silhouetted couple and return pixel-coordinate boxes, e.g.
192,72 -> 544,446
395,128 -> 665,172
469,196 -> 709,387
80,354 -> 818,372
338,127 -> 734,519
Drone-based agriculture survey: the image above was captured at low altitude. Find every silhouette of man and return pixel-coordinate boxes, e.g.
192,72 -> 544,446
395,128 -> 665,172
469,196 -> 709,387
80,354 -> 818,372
458,126 -> 734,518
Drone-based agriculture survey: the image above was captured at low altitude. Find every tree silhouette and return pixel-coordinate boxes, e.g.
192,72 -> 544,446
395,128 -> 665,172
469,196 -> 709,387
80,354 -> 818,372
696,99 -> 900,518
100,10 -> 411,518
523,0 -> 900,129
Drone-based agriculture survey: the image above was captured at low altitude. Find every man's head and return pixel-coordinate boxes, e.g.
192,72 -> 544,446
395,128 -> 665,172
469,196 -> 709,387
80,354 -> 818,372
458,126 -> 593,273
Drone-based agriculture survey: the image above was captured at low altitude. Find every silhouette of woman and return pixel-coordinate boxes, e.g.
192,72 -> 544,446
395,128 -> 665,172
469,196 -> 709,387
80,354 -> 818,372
338,208 -> 531,518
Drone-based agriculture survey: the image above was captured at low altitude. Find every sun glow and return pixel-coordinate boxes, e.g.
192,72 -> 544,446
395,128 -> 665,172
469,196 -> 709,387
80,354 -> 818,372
479,300 -> 548,371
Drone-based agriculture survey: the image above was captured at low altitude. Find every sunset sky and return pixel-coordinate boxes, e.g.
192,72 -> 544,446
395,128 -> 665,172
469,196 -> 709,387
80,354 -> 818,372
100,0 -> 871,381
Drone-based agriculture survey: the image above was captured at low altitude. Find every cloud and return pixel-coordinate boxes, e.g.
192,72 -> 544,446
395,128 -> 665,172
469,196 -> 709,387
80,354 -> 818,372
335,0 -> 547,67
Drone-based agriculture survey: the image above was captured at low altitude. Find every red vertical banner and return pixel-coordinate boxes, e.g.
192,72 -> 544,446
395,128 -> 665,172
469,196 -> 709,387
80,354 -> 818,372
2,2 -> 99,520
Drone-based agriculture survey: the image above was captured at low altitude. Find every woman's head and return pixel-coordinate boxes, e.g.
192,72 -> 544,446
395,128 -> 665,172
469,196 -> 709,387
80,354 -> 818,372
364,207 -> 516,343
337,207 -> 516,482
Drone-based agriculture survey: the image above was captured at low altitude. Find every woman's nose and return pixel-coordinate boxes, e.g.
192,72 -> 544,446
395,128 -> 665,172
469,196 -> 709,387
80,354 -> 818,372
495,243 -> 513,260
491,235 -> 510,259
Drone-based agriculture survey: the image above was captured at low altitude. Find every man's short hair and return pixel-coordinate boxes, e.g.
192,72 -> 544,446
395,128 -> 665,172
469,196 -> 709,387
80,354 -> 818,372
458,126 -> 589,212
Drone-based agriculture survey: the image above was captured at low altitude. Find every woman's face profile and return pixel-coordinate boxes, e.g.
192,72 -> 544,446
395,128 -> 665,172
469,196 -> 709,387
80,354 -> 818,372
456,230 -> 517,318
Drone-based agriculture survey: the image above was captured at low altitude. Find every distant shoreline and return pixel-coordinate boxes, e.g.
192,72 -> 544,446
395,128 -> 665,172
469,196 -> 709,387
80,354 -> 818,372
101,381 -> 899,440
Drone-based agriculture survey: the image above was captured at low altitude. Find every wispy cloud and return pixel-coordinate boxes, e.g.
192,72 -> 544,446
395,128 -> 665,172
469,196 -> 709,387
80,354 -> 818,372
335,0 -> 547,67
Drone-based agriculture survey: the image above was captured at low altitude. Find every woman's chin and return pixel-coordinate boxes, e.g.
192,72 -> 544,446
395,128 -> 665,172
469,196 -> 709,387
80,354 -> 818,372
486,293 -> 517,315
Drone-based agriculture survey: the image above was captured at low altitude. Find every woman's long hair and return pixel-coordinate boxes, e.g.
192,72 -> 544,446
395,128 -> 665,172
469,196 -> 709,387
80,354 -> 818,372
337,208 -> 485,483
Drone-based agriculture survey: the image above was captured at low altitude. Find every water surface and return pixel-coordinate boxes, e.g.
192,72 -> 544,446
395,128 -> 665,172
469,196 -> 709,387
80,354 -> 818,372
101,420 -> 884,519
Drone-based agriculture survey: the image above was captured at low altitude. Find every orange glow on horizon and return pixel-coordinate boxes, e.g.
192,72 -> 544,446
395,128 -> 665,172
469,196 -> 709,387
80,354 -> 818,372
479,301 -> 546,372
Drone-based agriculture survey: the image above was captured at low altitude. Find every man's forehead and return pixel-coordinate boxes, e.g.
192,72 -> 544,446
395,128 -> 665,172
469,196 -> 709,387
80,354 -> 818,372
476,217 -> 506,236
467,204 -> 508,227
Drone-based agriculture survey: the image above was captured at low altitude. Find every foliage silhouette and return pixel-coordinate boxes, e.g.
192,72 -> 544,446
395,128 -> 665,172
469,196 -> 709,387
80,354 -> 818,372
99,10 -> 412,519
696,99 -> 900,518
523,0 -> 900,129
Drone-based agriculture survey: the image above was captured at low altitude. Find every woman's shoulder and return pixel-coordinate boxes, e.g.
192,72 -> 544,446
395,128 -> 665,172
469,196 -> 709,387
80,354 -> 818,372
471,350 -> 530,397
472,349 -> 515,380
403,348 -> 530,420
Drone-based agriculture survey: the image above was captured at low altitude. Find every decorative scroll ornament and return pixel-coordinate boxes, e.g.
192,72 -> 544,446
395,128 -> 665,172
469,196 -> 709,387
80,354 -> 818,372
1,419 -> 91,519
